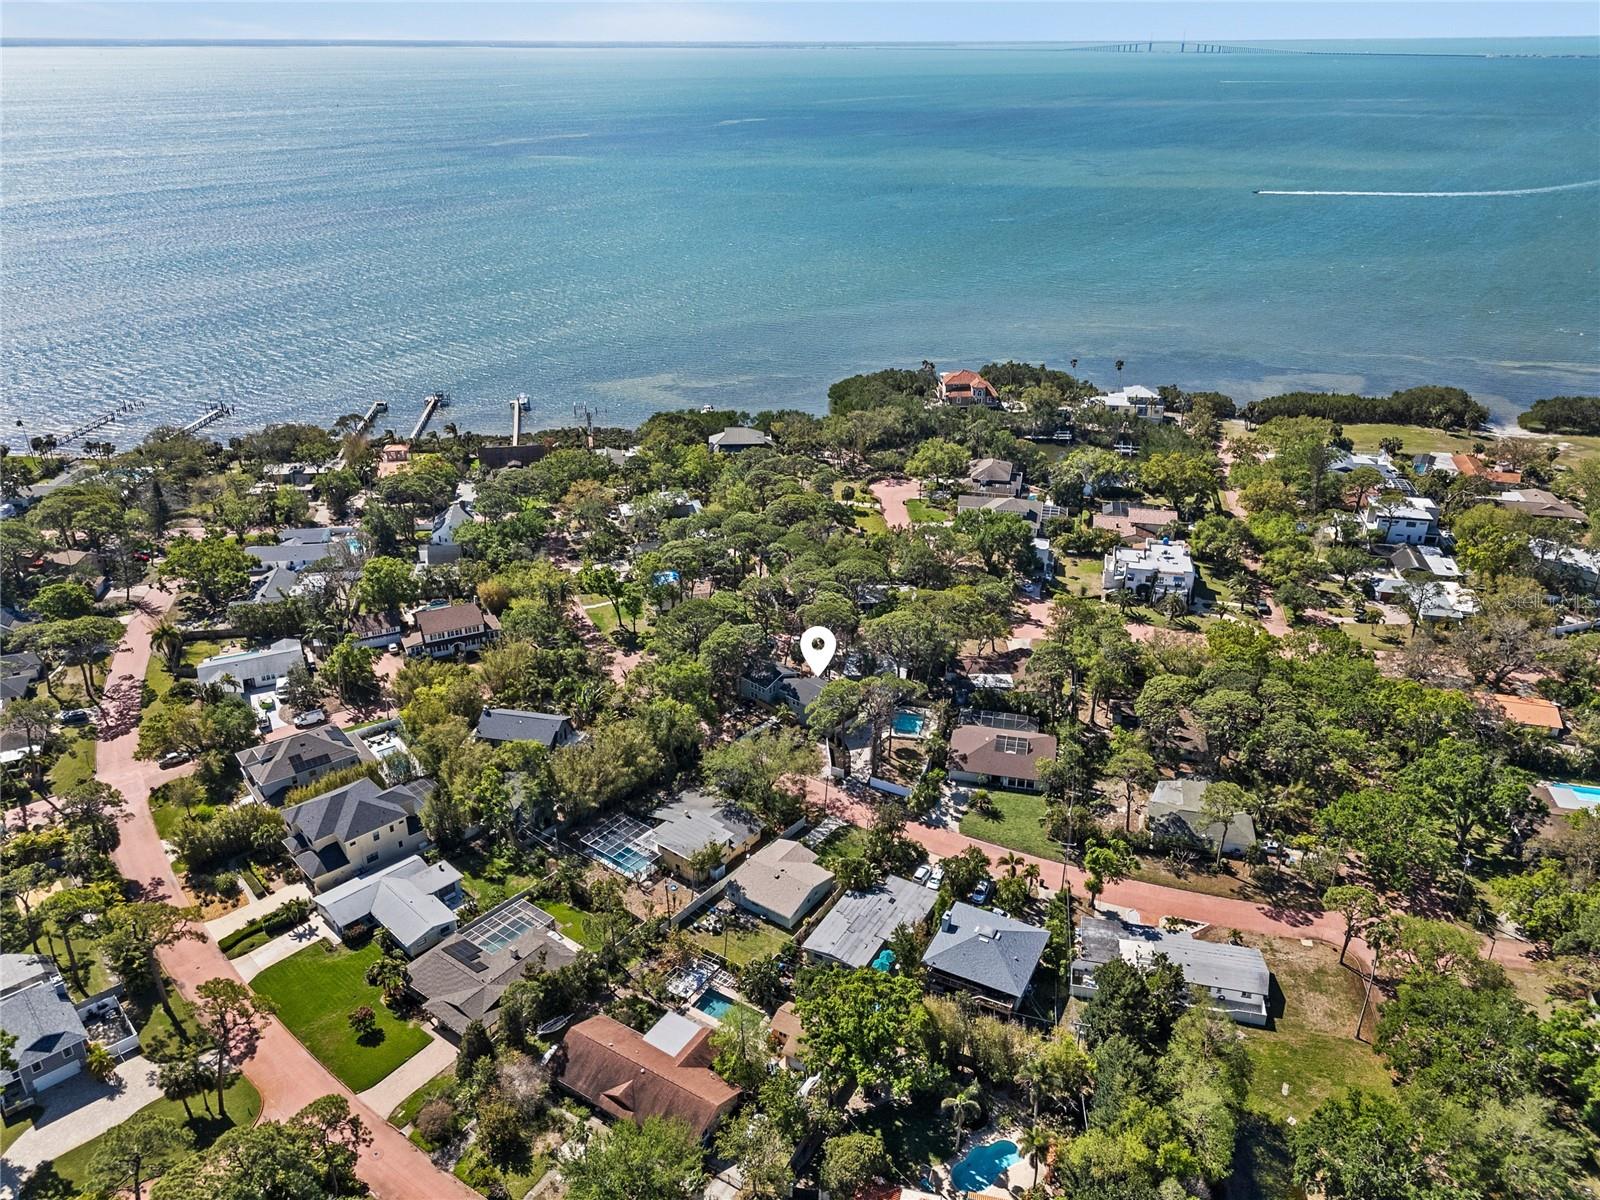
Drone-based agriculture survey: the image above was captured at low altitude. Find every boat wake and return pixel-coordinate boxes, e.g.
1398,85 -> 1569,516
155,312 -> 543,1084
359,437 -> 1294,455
1256,179 -> 1600,197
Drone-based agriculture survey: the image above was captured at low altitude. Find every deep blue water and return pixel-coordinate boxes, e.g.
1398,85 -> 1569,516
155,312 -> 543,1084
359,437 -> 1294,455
3,43 -> 1597,445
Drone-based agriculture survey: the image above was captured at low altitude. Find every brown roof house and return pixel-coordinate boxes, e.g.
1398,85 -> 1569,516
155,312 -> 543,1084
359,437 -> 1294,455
724,839 -> 835,929
402,601 -> 500,659
558,1012 -> 741,1141
1493,489 -> 1586,523
948,724 -> 1058,794
1093,501 -> 1180,544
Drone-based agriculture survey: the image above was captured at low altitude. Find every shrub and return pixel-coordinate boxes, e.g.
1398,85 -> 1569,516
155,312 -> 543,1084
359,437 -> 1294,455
475,1098 -> 526,1165
414,1097 -> 457,1146
84,1042 -> 117,1084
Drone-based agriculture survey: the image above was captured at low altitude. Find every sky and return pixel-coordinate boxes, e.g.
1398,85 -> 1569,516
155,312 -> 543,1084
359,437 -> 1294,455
4,2 -> 1596,44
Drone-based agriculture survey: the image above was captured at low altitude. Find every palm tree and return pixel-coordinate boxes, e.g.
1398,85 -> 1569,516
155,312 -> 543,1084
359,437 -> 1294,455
1016,1125 -> 1054,1189
1114,359 -> 1125,374
997,851 -> 1024,878
150,620 -> 184,672
364,954 -> 410,1007
1023,862 -> 1042,896
941,1081 -> 983,1155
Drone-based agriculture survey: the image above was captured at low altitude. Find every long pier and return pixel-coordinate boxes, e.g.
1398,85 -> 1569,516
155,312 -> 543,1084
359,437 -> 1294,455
355,399 -> 388,436
509,393 -> 528,447
410,392 -> 448,440
181,403 -> 232,435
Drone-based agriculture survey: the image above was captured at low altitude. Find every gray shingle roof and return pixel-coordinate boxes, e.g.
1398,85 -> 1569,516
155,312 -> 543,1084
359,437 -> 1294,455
1073,916 -> 1270,996
408,898 -> 577,1036
650,794 -> 760,861
802,875 -> 936,968
922,902 -> 1049,1001
475,708 -> 576,748
283,778 -> 429,846
0,972 -> 87,1081
236,728 -> 369,793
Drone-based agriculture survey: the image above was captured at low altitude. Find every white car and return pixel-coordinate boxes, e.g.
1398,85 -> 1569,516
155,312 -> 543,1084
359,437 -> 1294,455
927,864 -> 945,890
912,864 -> 932,886
292,708 -> 327,729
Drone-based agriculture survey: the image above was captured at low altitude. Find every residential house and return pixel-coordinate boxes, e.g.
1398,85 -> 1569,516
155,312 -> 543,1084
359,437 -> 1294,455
1451,454 -> 1522,488
0,956 -> 89,1114
965,458 -> 1022,497
1093,501 -> 1180,544
558,1012 -> 741,1141
474,707 -> 581,750
420,499 -> 474,566
724,839 -> 835,929
1361,495 -> 1441,546
1494,488 -> 1587,523
1329,449 -> 1405,491
954,493 -> 1052,532
738,660 -> 826,721
314,855 -> 464,956
770,1002 -> 806,1071
1483,693 -> 1566,738
279,525 -> 357,546
1146,778 -> 1257,857
477,443 -> 549,472
921,902 -> 1049,1014
347,611 -> 407,650
236,726 -> 377,805
1102,539 -> 1197,608
937,370 -> 999,407
261,462 -> 328,487
802,874 -> 937,969
402,602 -> 500,658
1097,385 -> 1166,421
1385,544 -> 1462,579
241,564 -> 303,606
195,637 -> 305,694
948,723 -> 1058,793
378,443 -> 411,475
650,792 -> 762,884
0,653 -> 43,708
280,777 -> 432,892
1532,539 -> 1600,591
1071,915 -> 1270,1026
408,896 -> 580,1037
1371,576 -> 1480,621
707,427 -> 773,454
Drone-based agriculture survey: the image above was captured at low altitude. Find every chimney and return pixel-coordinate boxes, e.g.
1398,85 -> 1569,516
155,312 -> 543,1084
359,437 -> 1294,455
941,908 -> 954,932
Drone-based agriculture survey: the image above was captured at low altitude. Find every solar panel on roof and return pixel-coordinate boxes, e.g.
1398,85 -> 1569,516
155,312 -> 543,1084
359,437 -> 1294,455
444,941 -> 485,972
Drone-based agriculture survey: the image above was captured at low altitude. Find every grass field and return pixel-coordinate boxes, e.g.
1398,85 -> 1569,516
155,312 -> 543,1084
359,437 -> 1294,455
854,511 -> 888,536
251,941 -> 431,1091
47,733 -> 96,793
539,901 -> 600,950
690,920 -> 792,968
904,498 -> 951,524
21,1075 -> 261,1199
452,845 -> 545,910
390,1068 -> 456,1127
958,790 -> 1064,862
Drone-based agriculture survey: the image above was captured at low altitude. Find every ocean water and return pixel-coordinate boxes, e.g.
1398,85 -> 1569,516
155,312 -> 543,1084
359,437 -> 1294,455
2,43 -> 1597,445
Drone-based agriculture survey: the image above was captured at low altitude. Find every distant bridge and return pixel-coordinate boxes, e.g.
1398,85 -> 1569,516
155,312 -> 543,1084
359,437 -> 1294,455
1063,41 -> 1551,58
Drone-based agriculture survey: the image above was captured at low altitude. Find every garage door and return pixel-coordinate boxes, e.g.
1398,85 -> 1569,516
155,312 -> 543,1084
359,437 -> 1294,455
34,1058 -> 82,1091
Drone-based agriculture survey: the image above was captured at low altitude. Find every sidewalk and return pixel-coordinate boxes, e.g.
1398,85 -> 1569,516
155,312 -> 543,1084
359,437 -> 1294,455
204,882 -> 311,940
234,917 -> 338,983
356,1032 -> 456,1122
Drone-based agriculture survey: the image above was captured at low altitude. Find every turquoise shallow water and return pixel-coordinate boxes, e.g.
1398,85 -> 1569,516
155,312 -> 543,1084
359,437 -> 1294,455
2,43 -> 1597,442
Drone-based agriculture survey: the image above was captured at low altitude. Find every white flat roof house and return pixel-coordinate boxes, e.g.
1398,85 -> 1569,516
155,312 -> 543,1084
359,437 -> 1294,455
1072,916 -> 1270,1026
196,637 -> 305,693
1103,539 -> 1197,607
1361,495 -> 1441,546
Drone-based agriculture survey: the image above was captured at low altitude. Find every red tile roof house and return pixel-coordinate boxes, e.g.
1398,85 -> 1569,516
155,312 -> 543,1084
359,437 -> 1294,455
401,601 -> 500,658
557,1013 -> 742,1142
937,369 -> 1000,407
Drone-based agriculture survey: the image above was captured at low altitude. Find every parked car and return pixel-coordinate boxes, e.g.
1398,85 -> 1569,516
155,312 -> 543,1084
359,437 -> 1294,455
927,864 -> 945,890
58,708 -> 93,726
969,879 -> 994,906
157,750 -> 190,768
292,708 -> 327,728
912,863 -> 932,886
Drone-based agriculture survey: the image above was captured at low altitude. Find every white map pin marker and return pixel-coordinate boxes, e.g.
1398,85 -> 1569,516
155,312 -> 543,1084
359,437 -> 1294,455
800,626 -> 837,677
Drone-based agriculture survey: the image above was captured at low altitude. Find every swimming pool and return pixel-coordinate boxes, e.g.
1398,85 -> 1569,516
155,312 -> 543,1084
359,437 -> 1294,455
693,989 -> 738,1020
892,710 -> 927,737
598,845 -> 655,877
950,1139 -> 1021,1191
1546,781 -> 1600,812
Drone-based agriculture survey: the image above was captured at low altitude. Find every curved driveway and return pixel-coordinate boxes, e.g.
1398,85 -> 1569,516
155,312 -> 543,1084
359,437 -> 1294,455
101,588 -> 476,1200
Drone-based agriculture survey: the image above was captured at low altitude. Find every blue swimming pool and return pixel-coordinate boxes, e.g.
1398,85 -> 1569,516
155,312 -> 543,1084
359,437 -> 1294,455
950,1140 -> 1021,1192
892,711 -> 927,736
693,989 -> 738,1020
1547,781 -> 1600,813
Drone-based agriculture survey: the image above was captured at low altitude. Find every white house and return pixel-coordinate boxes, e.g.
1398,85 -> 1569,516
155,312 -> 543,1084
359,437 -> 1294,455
1102,539 -> 1197,608
1361,495 -> 1441,546
1097,385 -> 1165,420
1329,449 -> 1405,491
196,637 -> 305,693
707,427 -> 773,454
1372,576 -> 1480,621
1072,917 -> 1270,1026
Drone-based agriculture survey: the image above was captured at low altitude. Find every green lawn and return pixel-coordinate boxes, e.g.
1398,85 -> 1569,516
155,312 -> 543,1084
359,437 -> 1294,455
690,921 -> 792,968
47,733 -> 96,793
1,1112 -> 33,1154
390,1068 -> 456,1127
453,1144 -> 551,1199
20,1075 -> 260,1199
251,941 -> 431,1091
904,498 -> 951,524
854,511 -> 888,536
144,639 -> 221,700
539,901 -> 600,950
958,790 -> 1064,862
815,824 -> 872,872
